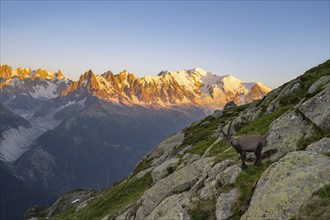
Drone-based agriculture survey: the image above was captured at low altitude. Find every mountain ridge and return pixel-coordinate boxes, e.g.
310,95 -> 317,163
61,68 -> 271,109
1,64 -> 271,111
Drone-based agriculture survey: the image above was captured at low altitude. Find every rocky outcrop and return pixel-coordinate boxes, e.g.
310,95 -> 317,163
216,189 -> 239,220
241,151 -> 330,220
299,85 -> 330,131
47,188 -> 97,217
217,164 -> 242,186
24,206 -> 48,220
306,138 -> 330,154
132,167 -> 154,180
151,158 -> 179,183
265,80 -> 300,113
135,158 -> 214,219
308,75 -> 330,93
146,132 -> 185,167
147,192 -> 192,220
265,110 -> 315,161
197,160 -> 233,201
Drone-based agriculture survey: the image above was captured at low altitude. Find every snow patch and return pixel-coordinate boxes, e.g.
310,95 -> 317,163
221,75 -> 244,92
255,82 -> 272,92
29,81 -> 59,100
0,126 -> 45,163
188,68 -> 208,77
57,98 -> 87,111
9,77 -> 25,87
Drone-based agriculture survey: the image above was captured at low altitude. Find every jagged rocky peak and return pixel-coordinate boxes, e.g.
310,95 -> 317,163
79,70 -> 97,85
119,69 -> 129,77
0,65 -> 67,90
1,65 -> 31,80
56,70 -> 64,79
101,70 -> 114,79
60,67 -> 271,109
0,65 -> 71,113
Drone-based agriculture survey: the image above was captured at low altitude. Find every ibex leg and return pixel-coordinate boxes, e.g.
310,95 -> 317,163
255,145 -> 262,166
241,151 -> 247,169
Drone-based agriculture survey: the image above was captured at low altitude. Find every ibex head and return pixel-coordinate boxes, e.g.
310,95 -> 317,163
220,120 -> 234,146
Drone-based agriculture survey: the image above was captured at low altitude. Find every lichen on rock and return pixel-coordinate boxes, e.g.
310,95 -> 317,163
241,151 -> 330,220
216,188 -> 239,220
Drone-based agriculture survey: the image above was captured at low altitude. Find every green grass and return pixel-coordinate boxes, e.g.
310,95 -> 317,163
131,159 -> 152,176
173,104 -> 250,158
186,136 -> 217,156
52,208 -> 75,220
322,152 -> 330,157
217,183 -> 235,195
298,60 -> 330,88
184,104 -> 250,146
205,104 -> 292,165
53,173 -> 153,220
297,126 -> 328,151
316,184 -> 330,199
232,161 -> 272,217
187,199 -> 216,220
209,139 -> 240,164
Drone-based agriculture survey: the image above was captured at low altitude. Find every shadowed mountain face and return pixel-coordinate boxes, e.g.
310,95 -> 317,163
15,98 -> 207,194
0,103 -> 30,136
0,162 -> 56,220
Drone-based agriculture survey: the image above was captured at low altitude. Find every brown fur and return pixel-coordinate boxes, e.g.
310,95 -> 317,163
220,121 -> 267,169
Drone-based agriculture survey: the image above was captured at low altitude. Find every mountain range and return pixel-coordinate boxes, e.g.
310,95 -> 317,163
25,60 -> 329,220
0,64 -> 270,219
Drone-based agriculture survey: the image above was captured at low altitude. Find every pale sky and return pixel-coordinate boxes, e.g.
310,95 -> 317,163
1,0 -> 329,89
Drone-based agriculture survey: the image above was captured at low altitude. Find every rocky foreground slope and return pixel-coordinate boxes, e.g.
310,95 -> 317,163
26,61 -> 329,220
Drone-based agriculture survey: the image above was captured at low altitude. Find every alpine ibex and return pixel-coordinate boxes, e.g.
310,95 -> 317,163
220,120 -> 267,169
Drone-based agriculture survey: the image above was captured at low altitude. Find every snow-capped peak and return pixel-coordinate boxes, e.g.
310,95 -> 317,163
255,82 -> 272,92
220,75 -> 244,92
60,68 -> 271,110
188,68 -> 208,77
2,64 -> 271,110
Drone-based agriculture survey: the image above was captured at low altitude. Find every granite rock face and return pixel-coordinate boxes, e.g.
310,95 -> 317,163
135,158 -> 214,219
299,85 -> 330,131
216,189 -> 239,220
265,110 -> 315,161
148,192 -> 192,220
147,132 -> 185,167
241,151 -> 330,220
151,158 -> 179,183
307,75 -> 330,93
306,138 -> 330,154
217,164 -> 242,186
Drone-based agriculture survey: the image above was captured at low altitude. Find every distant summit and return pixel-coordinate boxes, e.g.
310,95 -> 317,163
0,65 -> 65,86
60,67 -> 271,110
